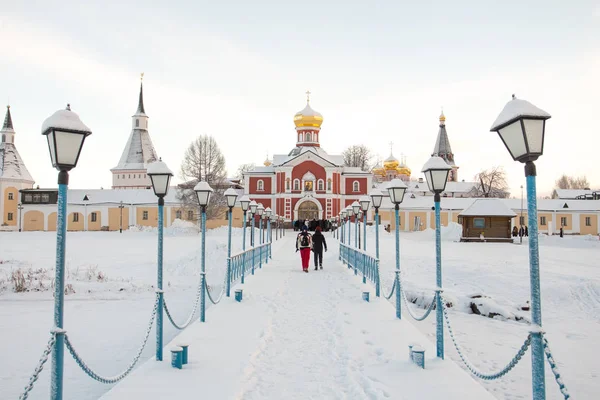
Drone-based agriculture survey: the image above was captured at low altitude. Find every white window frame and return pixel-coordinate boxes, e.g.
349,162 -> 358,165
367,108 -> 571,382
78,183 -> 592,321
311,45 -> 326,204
143,211 -> 149,220
560,217 -> 567,227
176,210 -> 182,219
317,179 -> 324,191
8,192 -> 13,200
353,180 -> 360,192
293,179 -> 300,191
73,213 -> 79,222
585,216 -> 591,226
540,216 -> 547,226
7,212 -> 13,221
257,179 -> 264,191
91,212 -> 97,222
327,179 -> 332,191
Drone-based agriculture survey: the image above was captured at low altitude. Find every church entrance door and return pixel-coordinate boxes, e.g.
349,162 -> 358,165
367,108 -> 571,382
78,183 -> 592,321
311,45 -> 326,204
298,201 -> 319,221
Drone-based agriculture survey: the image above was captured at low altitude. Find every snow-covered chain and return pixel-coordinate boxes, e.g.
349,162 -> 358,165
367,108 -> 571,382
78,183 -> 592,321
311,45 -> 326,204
382,279 -> 396,300
163,273 -> 204,329
398,273 -> 436,321
64,294 -> 159,384
441,295 -> 531,380
543,337 -> 571,399
206,271 -> 229,305
18,332 -> 57,400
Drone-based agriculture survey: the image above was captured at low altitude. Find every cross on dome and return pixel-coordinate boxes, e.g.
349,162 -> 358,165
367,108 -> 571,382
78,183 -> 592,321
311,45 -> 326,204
306,90 -> 311,103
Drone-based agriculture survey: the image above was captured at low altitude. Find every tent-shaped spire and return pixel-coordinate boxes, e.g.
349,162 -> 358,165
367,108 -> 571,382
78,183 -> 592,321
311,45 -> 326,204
136,82 -> 146,115
432,111 -> 455,166
3,105 -> 13,130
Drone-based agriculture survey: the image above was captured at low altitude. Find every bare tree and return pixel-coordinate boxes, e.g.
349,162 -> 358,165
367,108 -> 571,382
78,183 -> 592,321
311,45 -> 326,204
473,167 -> 510,198
178,135 -> 228,219
555,174 -> 590,190
342,145 -> 374,172
235,163 -> 256,180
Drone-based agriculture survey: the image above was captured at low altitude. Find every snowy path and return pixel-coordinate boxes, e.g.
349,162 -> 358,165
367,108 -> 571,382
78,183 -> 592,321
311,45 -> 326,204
102,235 -> 494,399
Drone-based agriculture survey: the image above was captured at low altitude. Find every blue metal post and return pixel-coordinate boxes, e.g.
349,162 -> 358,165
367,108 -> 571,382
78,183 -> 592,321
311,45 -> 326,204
526,162 -> 546,400
395,205 -> 401,319
226,207 -> 233,297
375,208 -> 380,259
355,215 -> 358,248
348,216 -> 351,245
51,176 -> 68,400
241,211 -> 247,284
363,212 -> 367,251
259,218 -> 263,269
434,196 -> 443,359
156,200 -> 164,361
200,206 -> 207,322
251,213 -> 255,247
267,217 -> 271,258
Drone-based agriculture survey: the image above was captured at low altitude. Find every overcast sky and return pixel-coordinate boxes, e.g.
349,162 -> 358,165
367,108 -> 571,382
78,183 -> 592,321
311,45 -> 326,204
1,0 -> 599,197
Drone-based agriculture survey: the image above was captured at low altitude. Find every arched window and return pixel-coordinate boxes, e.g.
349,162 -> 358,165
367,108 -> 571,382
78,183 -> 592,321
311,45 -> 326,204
317,179 -> 324,191
257,180 -> 264,191
353,181 -> 360,192
286,178 -> 291,190
176,210 -> 182,219
327,178 -> 332,191
293,179 -> 300,191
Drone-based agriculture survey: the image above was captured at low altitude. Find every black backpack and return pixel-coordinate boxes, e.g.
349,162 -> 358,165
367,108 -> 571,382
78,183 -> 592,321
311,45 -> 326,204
300,234 -> 310,247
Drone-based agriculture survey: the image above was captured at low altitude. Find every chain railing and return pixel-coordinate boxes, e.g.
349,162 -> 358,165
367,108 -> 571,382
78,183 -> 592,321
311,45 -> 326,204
543,336 -> 571,399
440,294 -> 532,380
18,331 -> 57,400
339,242 -> 380,296
64,293 -> 159,384
397,273 -> 436,322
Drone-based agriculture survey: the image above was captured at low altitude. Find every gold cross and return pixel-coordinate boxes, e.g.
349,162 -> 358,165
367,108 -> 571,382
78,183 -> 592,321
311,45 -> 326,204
389,141 -> 393,153
306,90 -> 311,103
141,72 -> 144,81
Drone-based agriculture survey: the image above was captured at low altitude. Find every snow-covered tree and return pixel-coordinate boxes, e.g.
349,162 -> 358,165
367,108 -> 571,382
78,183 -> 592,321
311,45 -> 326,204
178,135 -> 228,219
473,167 -> 510,198
554,174 -> 590,190
235,163 -> 256,180
342,145 -> 374,172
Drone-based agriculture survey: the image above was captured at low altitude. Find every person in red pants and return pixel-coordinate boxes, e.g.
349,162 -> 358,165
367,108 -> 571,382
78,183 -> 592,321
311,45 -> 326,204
296,225 -> 313,273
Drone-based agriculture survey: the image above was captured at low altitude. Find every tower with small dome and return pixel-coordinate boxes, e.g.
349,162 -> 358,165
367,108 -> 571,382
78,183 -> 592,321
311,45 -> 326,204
372,144 -> 412,183
293,91 -> 323,148
432,111 -> 458,182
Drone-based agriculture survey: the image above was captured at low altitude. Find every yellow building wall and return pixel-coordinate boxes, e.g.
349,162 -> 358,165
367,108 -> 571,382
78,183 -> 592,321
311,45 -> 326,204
88,211 -> 102,231
67,212 -> 84,231
408,211 -> 428,231
23,210 -> 44,231
441,212 -> 449,227
3,186 -> 18,226
108,207 -> 130,231
136,207 -> 165,227
580,214 -> 598,235
48,212 -> 57,231
451,212 -> 460,223
538,212 -> 553,231
556,213 -> 573,230
429,211 -> 449,228
515,212 -> 528,227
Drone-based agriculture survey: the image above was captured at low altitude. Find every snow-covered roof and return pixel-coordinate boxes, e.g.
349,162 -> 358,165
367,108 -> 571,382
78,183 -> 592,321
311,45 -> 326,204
553,188 -> 599,199
295,103 -> 322,118
490,96 -> 551,131
0,143 -> 35,183
459,199 -> 517,217
63,188 -> 181,205
41,106 -> 92,134
146,160 -> 173,175
244,166 -> 275,174
271,146 -> 343,167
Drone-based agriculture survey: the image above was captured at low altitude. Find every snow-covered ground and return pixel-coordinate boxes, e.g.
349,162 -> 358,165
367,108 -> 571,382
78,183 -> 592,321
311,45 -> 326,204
1,223 -> 598,399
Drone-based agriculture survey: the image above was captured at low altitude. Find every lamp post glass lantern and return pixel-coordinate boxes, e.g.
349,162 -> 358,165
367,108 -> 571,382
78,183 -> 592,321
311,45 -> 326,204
491,95 -> 551,400
42,104 -> 92,400
194,181 -> 213,323
147,159 -> 174,362
422,156 -> 451,360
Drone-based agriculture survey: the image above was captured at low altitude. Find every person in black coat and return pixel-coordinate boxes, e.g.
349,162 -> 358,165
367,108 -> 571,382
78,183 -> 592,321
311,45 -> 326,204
311,226 -> 327,270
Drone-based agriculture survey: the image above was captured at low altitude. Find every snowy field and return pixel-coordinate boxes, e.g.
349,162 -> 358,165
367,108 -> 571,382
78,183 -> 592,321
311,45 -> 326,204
1,223 -> 598,399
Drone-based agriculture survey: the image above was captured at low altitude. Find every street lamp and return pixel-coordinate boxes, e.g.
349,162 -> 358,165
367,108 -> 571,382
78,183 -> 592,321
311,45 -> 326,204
422,155 -> 451,360
340,210 -> 346,244
239,195 -> 250,283
387,178 -> 407,319
42,104 -> 92,400
345,206 -> 353,244
352,201 -> 360,248
17,202 -> 24,232
257,203 -> 265,245
224,188 -> 238,297
370,189 -> 383,297
147,158 -> 173,361
194,181 -> 213,323
265,207 -> 272,258
118,201 -> 125,233
249,200 -> 258,247
360,195 -> 370,252
491,95 -> 551,400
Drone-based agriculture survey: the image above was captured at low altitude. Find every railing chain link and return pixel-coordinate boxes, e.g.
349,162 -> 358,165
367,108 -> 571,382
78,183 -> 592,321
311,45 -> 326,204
441,295 -> 531,380
18,331 -> 57,400
397,273 -> 436,321
382,279 -> 396,300
543,336 -> 571,399
64,293 -> 159,384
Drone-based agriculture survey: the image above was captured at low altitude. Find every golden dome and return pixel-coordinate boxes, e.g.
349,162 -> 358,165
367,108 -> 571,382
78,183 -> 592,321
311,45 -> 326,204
264,158 -> 272,166
294,102 -> 323,128
397,166 -> 412,176
439,111 -> 446,123
383,154 -> 399,170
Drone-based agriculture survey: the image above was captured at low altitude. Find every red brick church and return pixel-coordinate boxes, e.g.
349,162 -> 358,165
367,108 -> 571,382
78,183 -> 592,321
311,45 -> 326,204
243,94 -> 372,225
